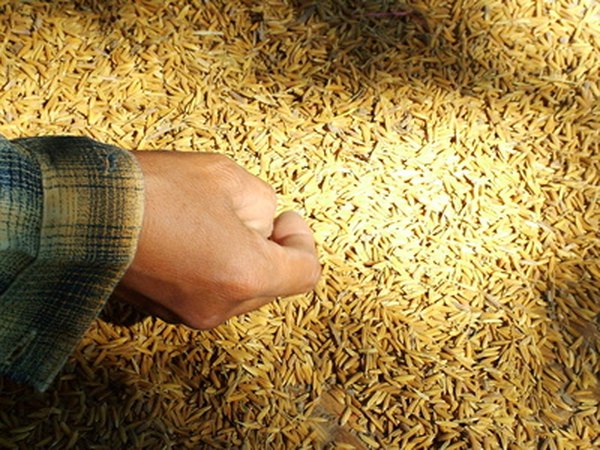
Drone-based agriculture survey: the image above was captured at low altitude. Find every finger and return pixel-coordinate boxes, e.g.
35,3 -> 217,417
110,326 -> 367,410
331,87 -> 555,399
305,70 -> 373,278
234,177 -> 277,238
221,162 -> 277,238
259,211 -> 321,297
270,211 -> 318,255
196,154 -> 277,238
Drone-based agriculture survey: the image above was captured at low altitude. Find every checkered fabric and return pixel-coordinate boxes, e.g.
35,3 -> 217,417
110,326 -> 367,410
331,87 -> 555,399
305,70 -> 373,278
0,136 -> 144,391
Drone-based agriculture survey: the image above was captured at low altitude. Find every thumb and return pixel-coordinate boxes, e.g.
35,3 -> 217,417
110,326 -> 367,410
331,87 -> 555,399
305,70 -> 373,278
262,211 -> 321,297
271,211 -> 317,251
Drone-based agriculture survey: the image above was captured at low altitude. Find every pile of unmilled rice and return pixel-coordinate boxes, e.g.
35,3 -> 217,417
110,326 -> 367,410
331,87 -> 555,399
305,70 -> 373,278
0,0 -> 598,448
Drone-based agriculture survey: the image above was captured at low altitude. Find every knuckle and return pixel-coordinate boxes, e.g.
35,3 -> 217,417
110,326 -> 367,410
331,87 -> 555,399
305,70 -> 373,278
262,181 -> 277,207
211,153 -> 234,166
212,155 -> 246,192
210,154 -> 239,177
208,154 -> 277,210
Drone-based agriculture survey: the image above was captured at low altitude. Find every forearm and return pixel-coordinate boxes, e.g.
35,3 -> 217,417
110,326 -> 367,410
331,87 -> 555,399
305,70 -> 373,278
0,136 -> 144,391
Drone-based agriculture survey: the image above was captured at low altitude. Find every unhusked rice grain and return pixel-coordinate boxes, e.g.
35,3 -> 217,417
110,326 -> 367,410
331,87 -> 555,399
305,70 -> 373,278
0,0 -> 599,448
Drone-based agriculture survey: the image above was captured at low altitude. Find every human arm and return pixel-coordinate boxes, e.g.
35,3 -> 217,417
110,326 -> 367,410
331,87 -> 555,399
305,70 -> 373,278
116,151 -> 321,330
0,137 -> 320,391
0,136 -> 143,391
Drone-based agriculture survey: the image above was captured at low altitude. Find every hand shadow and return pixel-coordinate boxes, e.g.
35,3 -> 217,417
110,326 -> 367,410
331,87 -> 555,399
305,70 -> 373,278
100,293 -> 150,327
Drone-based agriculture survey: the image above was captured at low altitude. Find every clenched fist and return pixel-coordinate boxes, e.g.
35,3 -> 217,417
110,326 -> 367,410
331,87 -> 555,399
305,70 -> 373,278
116,151 -> 321,329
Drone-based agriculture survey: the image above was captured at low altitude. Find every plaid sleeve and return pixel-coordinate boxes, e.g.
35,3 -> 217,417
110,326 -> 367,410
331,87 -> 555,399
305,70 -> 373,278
0,136 -> 144,391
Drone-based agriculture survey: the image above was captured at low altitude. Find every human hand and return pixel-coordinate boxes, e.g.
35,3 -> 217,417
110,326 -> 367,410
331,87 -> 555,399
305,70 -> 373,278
115,151 -> 321,329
